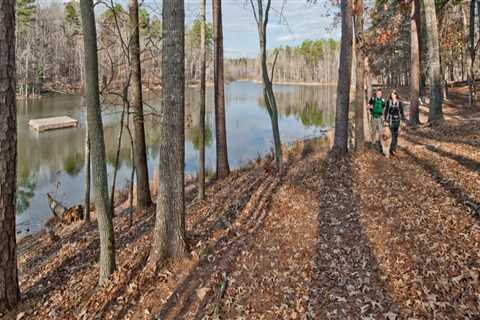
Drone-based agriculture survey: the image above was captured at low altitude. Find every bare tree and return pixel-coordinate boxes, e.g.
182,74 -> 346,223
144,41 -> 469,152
423,0 -> 443,122
0,0 -> 20,311
332,0 -> 353,156
198,0 -> 207,200
149,0 -> 189,267
129,0 -> 152,210
354,0 -> 365,152
409,0 -> 421,126
213,0 -> 230,179
250,0 -> 283,167
79,0 -> 116,285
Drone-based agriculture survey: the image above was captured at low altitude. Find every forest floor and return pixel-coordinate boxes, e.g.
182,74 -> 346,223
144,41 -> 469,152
2,86 -> 480,320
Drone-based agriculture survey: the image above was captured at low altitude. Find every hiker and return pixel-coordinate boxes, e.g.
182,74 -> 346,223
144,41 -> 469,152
368,89 -> 386,150
384,90 -> 405,156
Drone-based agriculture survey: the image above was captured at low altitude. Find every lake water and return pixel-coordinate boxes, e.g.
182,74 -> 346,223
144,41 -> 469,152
16,81 -> 336,235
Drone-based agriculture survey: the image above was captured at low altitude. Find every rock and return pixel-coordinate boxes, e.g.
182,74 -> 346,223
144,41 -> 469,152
17,312 -> 26,320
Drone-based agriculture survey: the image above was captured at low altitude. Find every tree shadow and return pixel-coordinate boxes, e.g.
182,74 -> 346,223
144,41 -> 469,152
403,135 -> 480,172
19,219 -> 98,277
99,168 -> 270,319
307,157 -> 402,318
407,125 -> 480,149
154,171 -> 284,320
21,208 -> 156,306
401,146 -> 480,220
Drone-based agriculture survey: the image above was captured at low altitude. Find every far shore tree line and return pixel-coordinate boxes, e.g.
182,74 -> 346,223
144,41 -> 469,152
1,0 -> 480,313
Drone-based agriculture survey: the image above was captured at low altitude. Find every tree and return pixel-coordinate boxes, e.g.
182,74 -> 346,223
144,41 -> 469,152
332,0 -> 353,156
149,0 -> 189,267
250,0 -> 283,167
129,0 -> 152,210
84,116 -> 91,224
409,0 -> 421,126
65,1 -> 81,32
466,0 -> 476,108
213,0 -> 230,179
424,0 -> 443,122
198,0 -> 207,201
79,0 -> 116,285
0,0 -> 20,311
354,0 -> 365,152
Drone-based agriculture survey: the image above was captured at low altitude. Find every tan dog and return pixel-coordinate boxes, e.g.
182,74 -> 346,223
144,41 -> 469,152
380,125 -> 392,158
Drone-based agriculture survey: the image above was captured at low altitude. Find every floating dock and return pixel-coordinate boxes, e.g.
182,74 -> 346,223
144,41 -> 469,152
28,116 -> 78,132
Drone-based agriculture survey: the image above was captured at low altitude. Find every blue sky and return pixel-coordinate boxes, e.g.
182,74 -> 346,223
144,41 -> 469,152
183,0 -> 341,58
95,0 -> 340,58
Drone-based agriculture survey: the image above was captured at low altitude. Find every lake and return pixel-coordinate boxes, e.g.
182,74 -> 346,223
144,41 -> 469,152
16,81 -> 336,235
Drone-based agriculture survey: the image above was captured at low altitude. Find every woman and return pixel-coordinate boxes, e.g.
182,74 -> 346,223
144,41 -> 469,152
384,91 -> 405,156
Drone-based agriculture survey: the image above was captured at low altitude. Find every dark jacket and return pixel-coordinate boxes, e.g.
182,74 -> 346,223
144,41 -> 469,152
384,100 -> 405,123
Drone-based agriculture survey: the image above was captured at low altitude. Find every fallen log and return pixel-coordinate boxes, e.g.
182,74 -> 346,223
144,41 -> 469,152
46,193 -> 84,224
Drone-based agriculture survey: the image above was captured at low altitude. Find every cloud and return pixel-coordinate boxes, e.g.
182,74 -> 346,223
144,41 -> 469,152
276,34 -> 305,43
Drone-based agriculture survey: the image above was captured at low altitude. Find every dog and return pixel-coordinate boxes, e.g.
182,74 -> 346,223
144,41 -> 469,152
380,124 -> 392,158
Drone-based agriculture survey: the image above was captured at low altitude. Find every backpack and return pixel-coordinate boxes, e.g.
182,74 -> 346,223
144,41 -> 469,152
389,101 -> 401,123
371,97 -> 385,118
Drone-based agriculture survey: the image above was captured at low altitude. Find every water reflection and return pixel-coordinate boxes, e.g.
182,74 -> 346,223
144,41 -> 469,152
15,81 -> 336,234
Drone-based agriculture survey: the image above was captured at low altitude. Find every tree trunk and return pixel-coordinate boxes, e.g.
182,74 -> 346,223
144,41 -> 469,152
253,0 -> 282,167
423,0 -> 443,122
333,0 -> 353,156
129,0 -> 152,210
363,57 -> 371,142
213,0 -> 230,179
467,0 -> 476,108
149,0 -> 188,266
84,116 -> 91,223
79,0 -> 116,285
409,0 -> 421,126
198,0 -> 206,201
110,101 -> 126,212
354,0 -> 365,152
0,0 -> 20,311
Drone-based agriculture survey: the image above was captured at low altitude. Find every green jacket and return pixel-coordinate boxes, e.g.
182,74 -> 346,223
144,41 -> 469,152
369,97 -> 385,118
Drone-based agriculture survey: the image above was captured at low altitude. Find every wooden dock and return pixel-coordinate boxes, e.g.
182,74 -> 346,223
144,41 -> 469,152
28,116 -> 78,132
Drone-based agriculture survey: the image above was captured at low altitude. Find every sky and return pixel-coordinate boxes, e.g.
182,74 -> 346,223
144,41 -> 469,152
147,0 -> 341,58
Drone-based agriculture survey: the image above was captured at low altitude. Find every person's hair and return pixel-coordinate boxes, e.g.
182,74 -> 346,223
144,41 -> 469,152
390,90 -> 400,100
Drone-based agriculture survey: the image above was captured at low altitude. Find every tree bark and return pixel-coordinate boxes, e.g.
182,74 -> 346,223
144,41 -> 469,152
364,57 -> 371,142
213,0 -> 230,179
79,0 -> 116,285
84,116 -> 91,223
409,0 -> 421,126
198,0 -> 206,201
354,0 -> 365,152
333,0 -> 353,156
467,0 -> 476,108
0,0 -> 20,311
129,0 -> 152,210
423,0 -> 443,122
149,0 -> 188,266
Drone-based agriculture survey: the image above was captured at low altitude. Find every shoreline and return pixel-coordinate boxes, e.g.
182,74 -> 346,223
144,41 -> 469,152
16,132 -> 332,243
238,79 -> 337,86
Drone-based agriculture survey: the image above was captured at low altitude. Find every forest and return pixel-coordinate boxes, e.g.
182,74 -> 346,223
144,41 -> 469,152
1,0 -> 480,319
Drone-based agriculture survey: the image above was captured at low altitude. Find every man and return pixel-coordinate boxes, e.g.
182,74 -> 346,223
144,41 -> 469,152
368,89 -> 386,150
